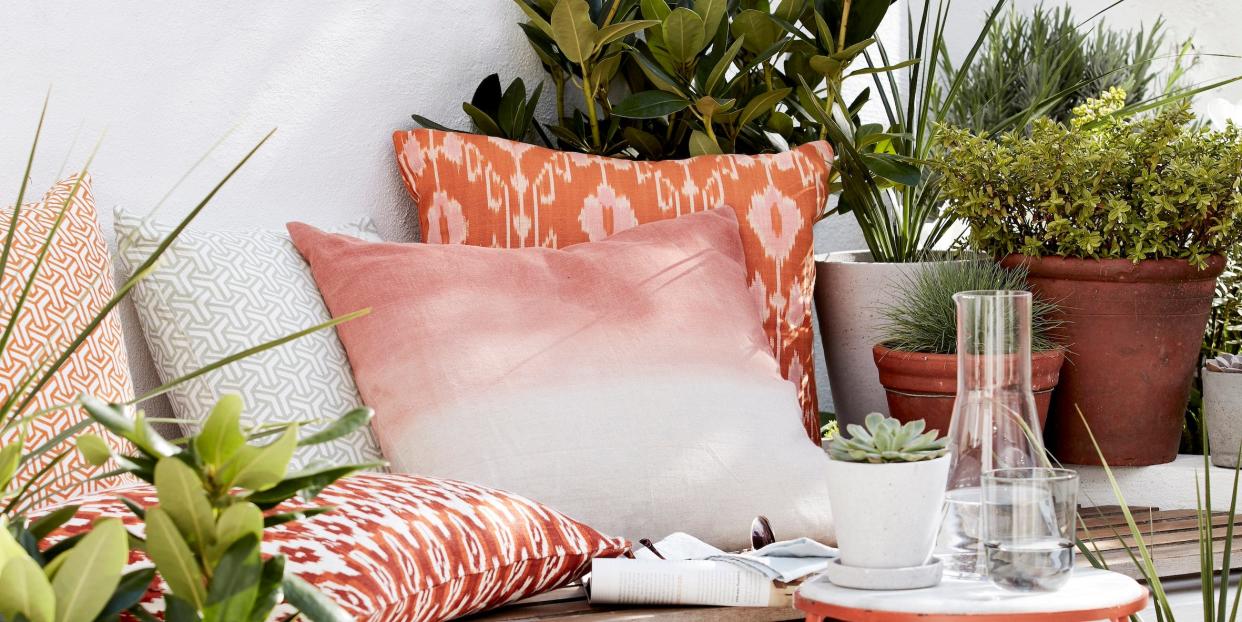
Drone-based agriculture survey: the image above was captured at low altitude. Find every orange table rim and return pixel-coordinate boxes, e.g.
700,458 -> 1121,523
793,591 -> 1149,622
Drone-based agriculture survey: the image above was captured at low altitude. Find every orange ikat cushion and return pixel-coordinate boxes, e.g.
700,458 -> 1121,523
392,130 -> 832,438
0,175 -> 135,507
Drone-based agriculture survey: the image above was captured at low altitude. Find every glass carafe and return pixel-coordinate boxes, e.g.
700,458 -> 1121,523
936,290 -> 1047,579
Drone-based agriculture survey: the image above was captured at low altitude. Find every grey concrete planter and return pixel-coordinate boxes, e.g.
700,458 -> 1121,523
814,251 -> 941,430
1205,368 -> 1242,468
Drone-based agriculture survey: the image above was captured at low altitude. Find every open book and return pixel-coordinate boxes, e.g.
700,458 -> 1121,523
588,533 -> 837,607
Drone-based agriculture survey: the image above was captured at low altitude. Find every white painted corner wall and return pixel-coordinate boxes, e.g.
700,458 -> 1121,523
1,1 -> 1238,417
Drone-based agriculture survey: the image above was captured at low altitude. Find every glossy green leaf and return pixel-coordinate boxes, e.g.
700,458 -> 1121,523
773,0 -> 806,22
0,555 -> 55,622
627,45 -> 686,95
27,506 -> 79,541
693,0 -> 726,40
297,407 -> 373,447
204,534 -> 261,622
859,152 -> 921,187
662,8 -> 706,65
246,555 -> 286,622
155,458 -> 215,550
551,0 -> 598,64
195,394 -> 246,467
97,567 -> 157,620
411,114 -> 454,132
612,90 -> 691,118
689,130 -> 721,155
80,398 -> 180,459
594,20 -> 658,52
282,575 -> 352,622
694,96 -> 734,119
462,102 -> 505,137
209,502 -> 263,566
51,518 -> 127,622
639,0 -> 670,21
704,37 -> 744,96
73,434 -> 111,468
510,0 -> 554,36
145,507 -> 206,609
730,10 -> 781,54
164,593 -> 199,622
0,442 -> 18,488
622,127 -> 664,158
497,79 -> 527,137
737,88 -> 792,130
219,425 -> 298,492
248,463 -> 380,508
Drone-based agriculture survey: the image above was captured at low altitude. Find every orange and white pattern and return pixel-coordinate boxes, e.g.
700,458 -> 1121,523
0,176 -> 134,506
393,130 -> 832,438
51,473 -> 629,621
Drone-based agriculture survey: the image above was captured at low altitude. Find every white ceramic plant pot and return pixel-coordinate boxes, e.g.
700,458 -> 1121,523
825,455 -> 951,569
1205,368 -> 1242,468
815,252 -> 942,429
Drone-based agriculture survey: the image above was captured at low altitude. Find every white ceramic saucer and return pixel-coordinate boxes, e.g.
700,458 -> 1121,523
823,557 -> 943,590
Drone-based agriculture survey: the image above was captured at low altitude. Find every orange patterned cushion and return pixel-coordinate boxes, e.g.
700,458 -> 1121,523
0,176 -> 134,506
392,130 -> 832,438
51,473 -> 629,621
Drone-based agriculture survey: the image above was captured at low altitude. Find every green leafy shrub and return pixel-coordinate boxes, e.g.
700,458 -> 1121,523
938,4 -> 1192,132
417,0 -> 898,159
937,94 -> 1242,267
880,259 -> 1061,354
828,413 -> 948,463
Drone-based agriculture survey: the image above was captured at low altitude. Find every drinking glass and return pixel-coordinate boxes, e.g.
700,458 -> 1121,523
936,290 -> 1049,579
982,467 -> 1079,592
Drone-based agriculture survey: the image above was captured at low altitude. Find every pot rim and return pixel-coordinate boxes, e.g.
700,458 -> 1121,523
815,250 -> 974,266
826,453 -> 951,468
1000,253 -> 1226,283
872,343 -> 1065,360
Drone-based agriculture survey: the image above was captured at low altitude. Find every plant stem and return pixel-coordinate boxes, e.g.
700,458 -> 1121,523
580,65 -> 603,150
837,0 -> 852,55
602,0 -> 621,27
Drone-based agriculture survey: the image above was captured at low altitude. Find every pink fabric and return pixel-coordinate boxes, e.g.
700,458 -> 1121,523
288,208 -> 833,547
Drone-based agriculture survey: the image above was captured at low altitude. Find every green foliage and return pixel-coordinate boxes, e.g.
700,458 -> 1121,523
939,4 -> 1193,132
828,413 -> 948,463
938,97 -> 1242,267
415,0 -> 894,161
880,259 -> 1061,354
0,102 -> 376,622
1080,409 -> 1242,621
74,395 -> 379,621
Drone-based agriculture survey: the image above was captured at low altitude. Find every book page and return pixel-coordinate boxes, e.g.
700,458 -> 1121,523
589,559 -> 789,607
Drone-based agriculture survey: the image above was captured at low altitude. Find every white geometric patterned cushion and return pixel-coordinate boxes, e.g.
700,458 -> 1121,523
113,209 -> 383,468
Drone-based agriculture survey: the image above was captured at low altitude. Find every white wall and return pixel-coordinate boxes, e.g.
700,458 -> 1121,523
1,2 -> 553,419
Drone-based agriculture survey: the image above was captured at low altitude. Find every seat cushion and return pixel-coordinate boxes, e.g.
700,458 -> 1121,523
392,129 -> 833,438
0,175 -> 135,506
113,210 -> 384,468
289,208 -> 835,549
51,473 -> 627,621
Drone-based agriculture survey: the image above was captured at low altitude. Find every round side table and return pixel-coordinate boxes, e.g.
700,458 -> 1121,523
794,567 -> 1147,622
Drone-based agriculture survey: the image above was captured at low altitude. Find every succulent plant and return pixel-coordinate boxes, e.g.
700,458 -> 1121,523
1207,353 -> 1242,373
828,413 -> 949,463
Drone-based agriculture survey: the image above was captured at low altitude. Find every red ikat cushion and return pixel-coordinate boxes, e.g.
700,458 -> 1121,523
51,473 -> 628,621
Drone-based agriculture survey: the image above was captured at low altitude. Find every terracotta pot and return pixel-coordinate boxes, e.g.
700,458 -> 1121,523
872,344 -> 1064,435
1000,254 -> 1226,466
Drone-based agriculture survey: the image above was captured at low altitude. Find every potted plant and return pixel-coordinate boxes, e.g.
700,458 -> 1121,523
824,414 -> 950,589
872,260 -> 1065,435
1205,354 -> 1242,468
938,89 -> 1242,465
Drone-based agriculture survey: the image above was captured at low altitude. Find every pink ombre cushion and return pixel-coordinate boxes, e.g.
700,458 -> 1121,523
288,208 -> 833,549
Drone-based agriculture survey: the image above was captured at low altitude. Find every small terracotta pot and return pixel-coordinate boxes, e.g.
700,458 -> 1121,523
872,344 -> 1064,436
1000,254 -> 1226,466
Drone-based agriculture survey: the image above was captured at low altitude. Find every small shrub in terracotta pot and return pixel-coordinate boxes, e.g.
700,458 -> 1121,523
874,260 -> 1065,436
938,88 -> 1242,465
